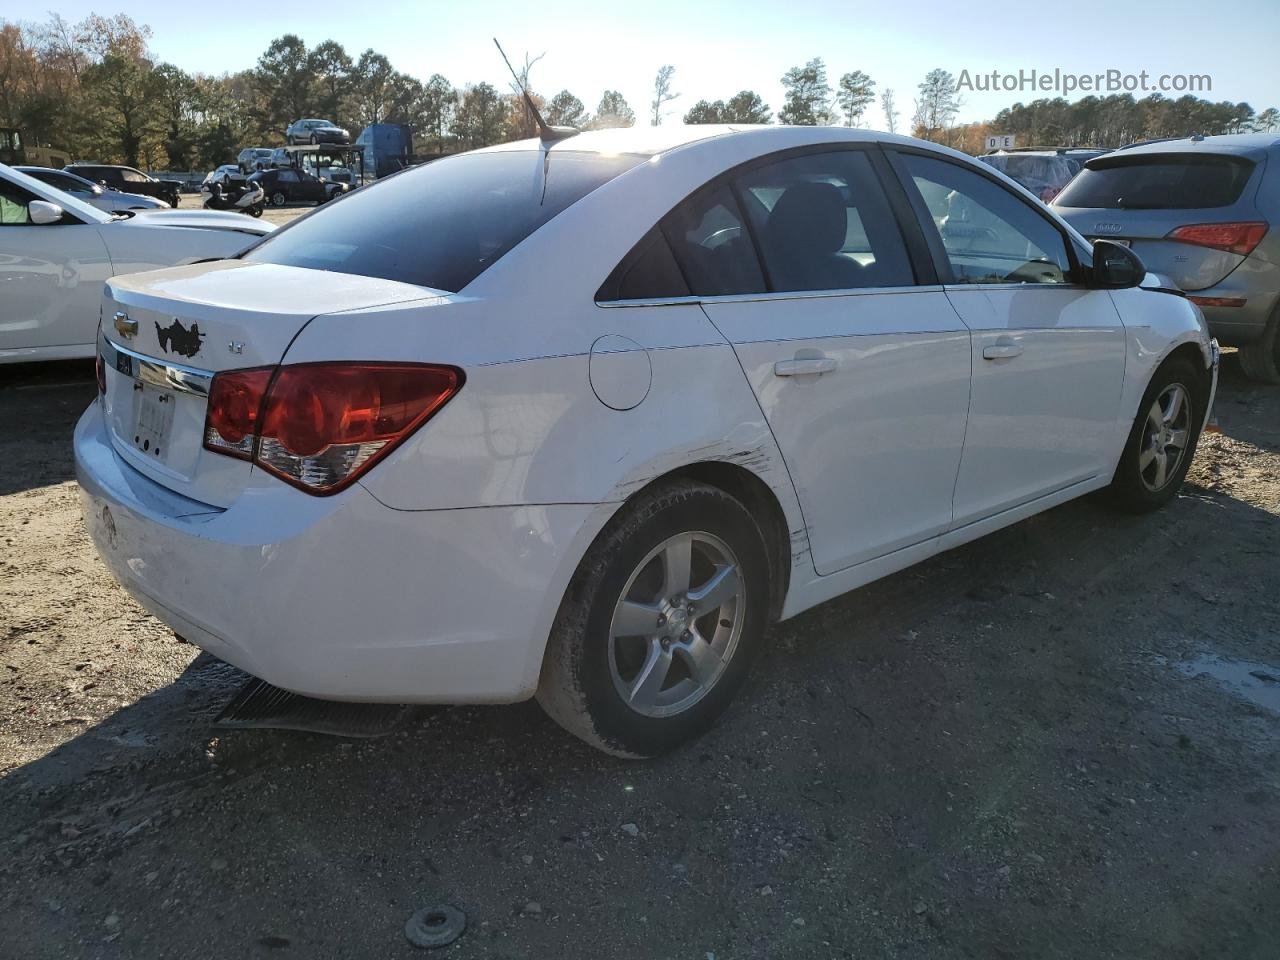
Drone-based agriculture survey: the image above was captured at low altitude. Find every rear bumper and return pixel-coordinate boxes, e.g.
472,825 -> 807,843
1192,271 -> 1279,345
75,401 -> 603,703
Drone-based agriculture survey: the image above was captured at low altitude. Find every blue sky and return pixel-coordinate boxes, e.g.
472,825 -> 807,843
39,0 -> 1280,127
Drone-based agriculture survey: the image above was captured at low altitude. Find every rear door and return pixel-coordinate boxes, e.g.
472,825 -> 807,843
889,149 -> 1127,526
1053,152 -> 1264,290
669,147 -> 972,575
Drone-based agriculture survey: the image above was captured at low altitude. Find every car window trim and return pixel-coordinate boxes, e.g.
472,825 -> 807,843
598,284 -> 948,309
882,145 -> 1087,287
596,141 -> 937,305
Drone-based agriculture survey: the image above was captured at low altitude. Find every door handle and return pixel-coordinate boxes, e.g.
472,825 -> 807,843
774,356 -> 837,377
982,341 -> 1023,360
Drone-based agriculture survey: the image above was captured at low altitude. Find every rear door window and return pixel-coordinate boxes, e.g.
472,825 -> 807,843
660,184 -> 766,296
1056,155 -> 1255,209
734,150 -> 914,291
246,150 -> 647,293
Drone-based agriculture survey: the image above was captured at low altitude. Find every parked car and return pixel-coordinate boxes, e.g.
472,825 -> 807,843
248,167 -> 348,206
64,164 -> 182,207
1054,133 -> 1280,381
76,126 -> 1217,758
15,165 -> 170,212
236,147 -> 275,173
0,163 -> 273,364
979,150 -> 1082,202
285,118 -> 350,145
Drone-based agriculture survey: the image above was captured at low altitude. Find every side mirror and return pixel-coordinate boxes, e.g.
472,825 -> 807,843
1091,239 -> 1144,289
28,200 -> 65,225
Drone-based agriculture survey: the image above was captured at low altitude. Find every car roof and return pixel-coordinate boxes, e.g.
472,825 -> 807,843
476,124 -> 925,160
1115,132 -> 1280,159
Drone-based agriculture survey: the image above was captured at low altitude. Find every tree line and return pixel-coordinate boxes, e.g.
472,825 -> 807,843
1,14 -> 1276,172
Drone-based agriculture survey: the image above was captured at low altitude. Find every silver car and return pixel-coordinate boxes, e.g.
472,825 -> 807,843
1054,134 -> 1280,381
14,165 -> 170,212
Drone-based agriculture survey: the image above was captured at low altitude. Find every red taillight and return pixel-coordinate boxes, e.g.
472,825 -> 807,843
95,354 -> 106,394
1166,221 -> 1268,256
202,362 -> 462,495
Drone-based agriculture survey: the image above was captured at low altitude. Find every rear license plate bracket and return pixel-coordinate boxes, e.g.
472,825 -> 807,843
133,384 -> 176,459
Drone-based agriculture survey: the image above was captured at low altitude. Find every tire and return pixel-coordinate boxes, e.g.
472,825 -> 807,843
537,480 -> 771,758
1109,356 -> 1204,513
246,204 -> 263,218
270,190 -> 287,207
1238,310 -> 1280,383
310,134 -> 319,145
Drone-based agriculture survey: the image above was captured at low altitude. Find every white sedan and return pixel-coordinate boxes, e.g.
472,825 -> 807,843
15,165 -> 171,212
75,126 -> 1217,757
0,164 -> 274,364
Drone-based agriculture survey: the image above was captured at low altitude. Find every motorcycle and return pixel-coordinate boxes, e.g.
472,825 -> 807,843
200,173 -> 265,217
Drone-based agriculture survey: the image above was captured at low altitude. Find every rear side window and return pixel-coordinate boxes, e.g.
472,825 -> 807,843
1056,155 -> 1255,209
661,184 -> 766,297
734,150 -> 914,291
246,150 -> 646,292
597,227 -> 689,301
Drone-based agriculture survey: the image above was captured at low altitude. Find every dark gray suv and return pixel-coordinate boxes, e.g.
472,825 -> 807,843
1054,134 -> 1280,381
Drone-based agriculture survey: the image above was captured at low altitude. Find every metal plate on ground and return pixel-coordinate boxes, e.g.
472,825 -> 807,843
212,677 -> 413,738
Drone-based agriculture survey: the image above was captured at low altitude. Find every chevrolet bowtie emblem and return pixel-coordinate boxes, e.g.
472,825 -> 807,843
113,311 -> 138,338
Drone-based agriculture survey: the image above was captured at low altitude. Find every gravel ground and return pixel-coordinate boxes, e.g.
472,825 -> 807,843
1,353 -> 1278,959
175,192 -> 312,227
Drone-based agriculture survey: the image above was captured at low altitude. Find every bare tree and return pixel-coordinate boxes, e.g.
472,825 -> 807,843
650,64 -> 678,125
880,87 -> 898,133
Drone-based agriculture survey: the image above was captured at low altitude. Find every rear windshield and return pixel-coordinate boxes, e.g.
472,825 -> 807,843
983,154 -> 1080,188
1056,154 -> 1255,209
244,149 -> 647,292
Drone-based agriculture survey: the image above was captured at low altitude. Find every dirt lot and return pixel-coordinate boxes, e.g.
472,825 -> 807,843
175,192 -> 312,226
2,354 -> 1278,959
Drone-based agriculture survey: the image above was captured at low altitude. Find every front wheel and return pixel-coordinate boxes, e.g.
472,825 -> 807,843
245,204 -> 263,217
270,190 -> 287,207
1109,357 -> 1204,513
537,480 -> 771,758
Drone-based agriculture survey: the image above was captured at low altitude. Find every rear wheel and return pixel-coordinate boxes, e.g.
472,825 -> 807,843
537,480 -> 771,758
1109,357 -> 1203,513
1238,310 -> 1280,383
310,133 -> 319,145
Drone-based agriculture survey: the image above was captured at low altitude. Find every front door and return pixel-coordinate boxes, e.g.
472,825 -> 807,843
890,150 -> 1128,527
665,148 -> 972,575
0,177 -> 111,358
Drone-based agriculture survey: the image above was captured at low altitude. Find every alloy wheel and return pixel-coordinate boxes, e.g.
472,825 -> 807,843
608,531 -> 745,718
1138,382 -> 1192,492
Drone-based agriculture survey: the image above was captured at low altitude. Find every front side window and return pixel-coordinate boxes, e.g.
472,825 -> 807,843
660,184 -> 766,297
121,168 -> 148,183
0,179 -> 38,225
734,150 -> 914,291
902,153 -> 1073,285
246,149 -> 647,292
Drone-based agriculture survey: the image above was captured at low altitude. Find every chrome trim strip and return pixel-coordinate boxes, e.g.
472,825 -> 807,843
596,285 -> 948,309
103,340 -> 213,398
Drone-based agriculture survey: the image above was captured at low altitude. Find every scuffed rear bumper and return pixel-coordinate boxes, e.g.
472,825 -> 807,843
74,400 -> 603,703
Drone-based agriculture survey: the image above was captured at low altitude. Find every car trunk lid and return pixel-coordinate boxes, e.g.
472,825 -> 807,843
100,260 -> 444,507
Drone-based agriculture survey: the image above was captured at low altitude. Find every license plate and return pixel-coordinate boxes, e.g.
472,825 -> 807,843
133,385 -> 175,459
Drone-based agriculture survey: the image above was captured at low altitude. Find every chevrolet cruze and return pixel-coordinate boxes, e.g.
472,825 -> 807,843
76,126 -> 1218,757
